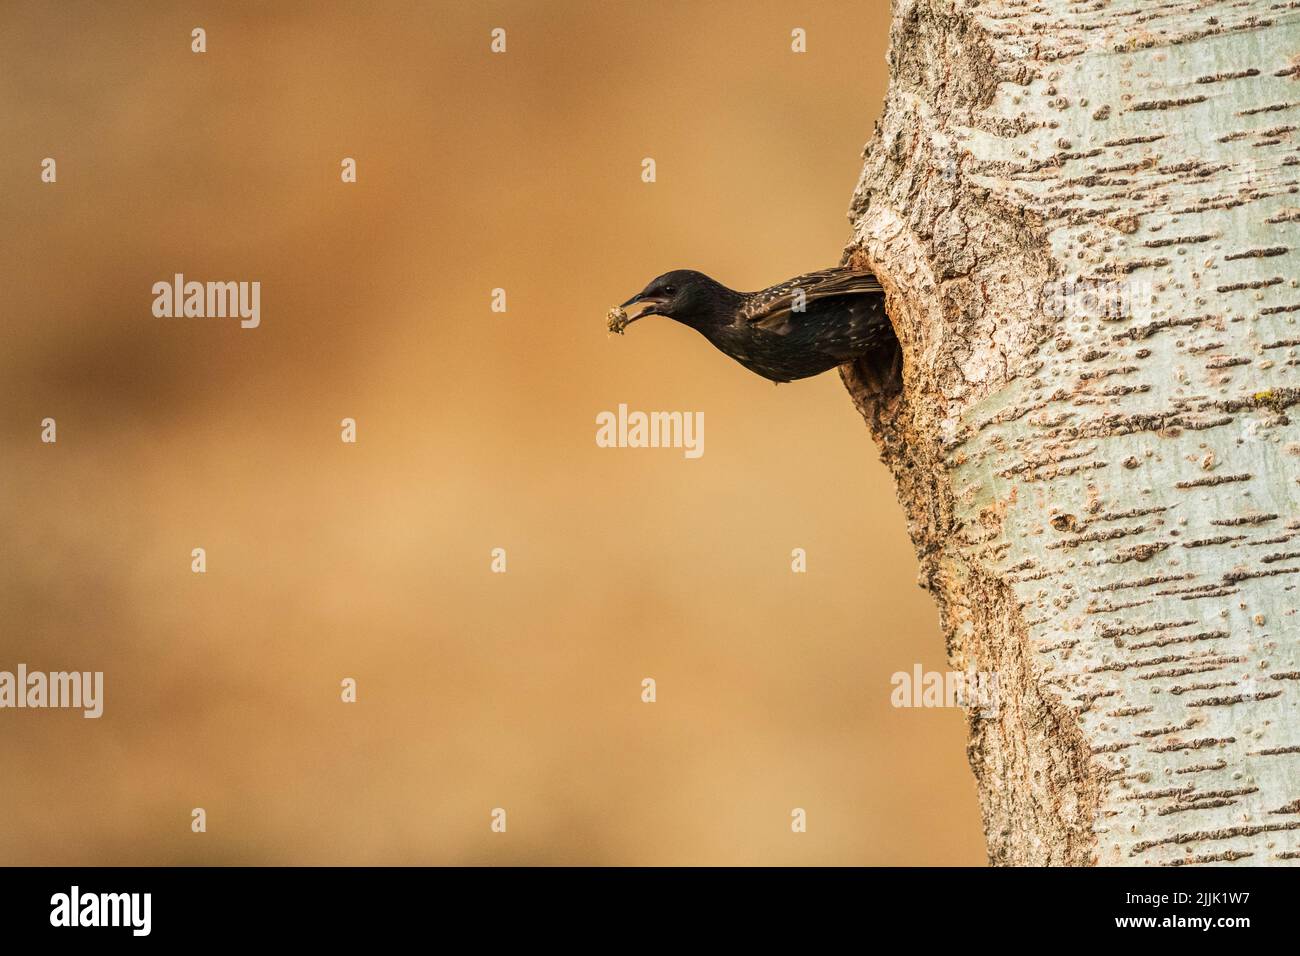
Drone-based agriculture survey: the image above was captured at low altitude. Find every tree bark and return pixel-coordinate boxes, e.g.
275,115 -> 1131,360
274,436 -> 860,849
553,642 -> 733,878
844,0 -> 1300,865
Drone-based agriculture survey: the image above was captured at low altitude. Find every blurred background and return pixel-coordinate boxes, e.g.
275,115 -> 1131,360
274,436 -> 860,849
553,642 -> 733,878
0,0 -> 984,865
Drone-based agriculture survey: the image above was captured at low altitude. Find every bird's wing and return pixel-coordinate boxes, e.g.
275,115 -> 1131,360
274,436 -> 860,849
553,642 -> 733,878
740,269 -> 884,335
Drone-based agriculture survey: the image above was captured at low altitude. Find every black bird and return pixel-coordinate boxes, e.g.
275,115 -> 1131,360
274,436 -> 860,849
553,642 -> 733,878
613,267 -> 890,383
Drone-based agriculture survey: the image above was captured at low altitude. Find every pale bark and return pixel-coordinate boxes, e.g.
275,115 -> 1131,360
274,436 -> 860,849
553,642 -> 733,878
845,0 -> 1300,865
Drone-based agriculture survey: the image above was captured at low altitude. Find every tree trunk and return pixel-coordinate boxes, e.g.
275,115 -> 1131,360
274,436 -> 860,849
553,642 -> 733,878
844,0 -> 1300,865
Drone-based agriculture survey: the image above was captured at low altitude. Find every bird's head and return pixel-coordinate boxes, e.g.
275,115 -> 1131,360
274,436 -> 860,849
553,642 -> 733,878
618,270 -> 742,331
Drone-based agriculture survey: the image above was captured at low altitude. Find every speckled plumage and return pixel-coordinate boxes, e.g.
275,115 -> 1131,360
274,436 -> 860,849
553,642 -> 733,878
618,267 -> 891,383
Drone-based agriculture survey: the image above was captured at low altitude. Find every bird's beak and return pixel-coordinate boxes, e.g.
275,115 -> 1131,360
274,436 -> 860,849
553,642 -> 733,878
618,293 -> 668,324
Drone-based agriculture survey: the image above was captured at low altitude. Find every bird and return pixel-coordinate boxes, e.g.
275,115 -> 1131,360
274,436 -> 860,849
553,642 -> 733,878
611,267 -> 891,384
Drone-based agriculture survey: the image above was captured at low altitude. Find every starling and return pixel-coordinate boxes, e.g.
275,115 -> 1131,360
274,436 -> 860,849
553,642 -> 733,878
614,268 -> 890,383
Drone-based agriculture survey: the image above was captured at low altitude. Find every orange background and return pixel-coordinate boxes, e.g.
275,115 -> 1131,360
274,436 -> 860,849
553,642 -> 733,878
0,0 -> 984,865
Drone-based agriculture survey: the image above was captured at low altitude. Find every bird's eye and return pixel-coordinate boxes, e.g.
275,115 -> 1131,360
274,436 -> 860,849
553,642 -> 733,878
663,285 -> 676,295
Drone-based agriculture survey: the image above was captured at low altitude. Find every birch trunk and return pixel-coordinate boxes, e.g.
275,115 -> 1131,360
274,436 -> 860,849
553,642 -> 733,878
844,0 -> 1300,865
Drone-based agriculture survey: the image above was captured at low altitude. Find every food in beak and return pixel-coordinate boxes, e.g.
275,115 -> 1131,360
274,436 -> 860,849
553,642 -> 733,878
607,305 -> 631,334
610,293 -> 667,333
